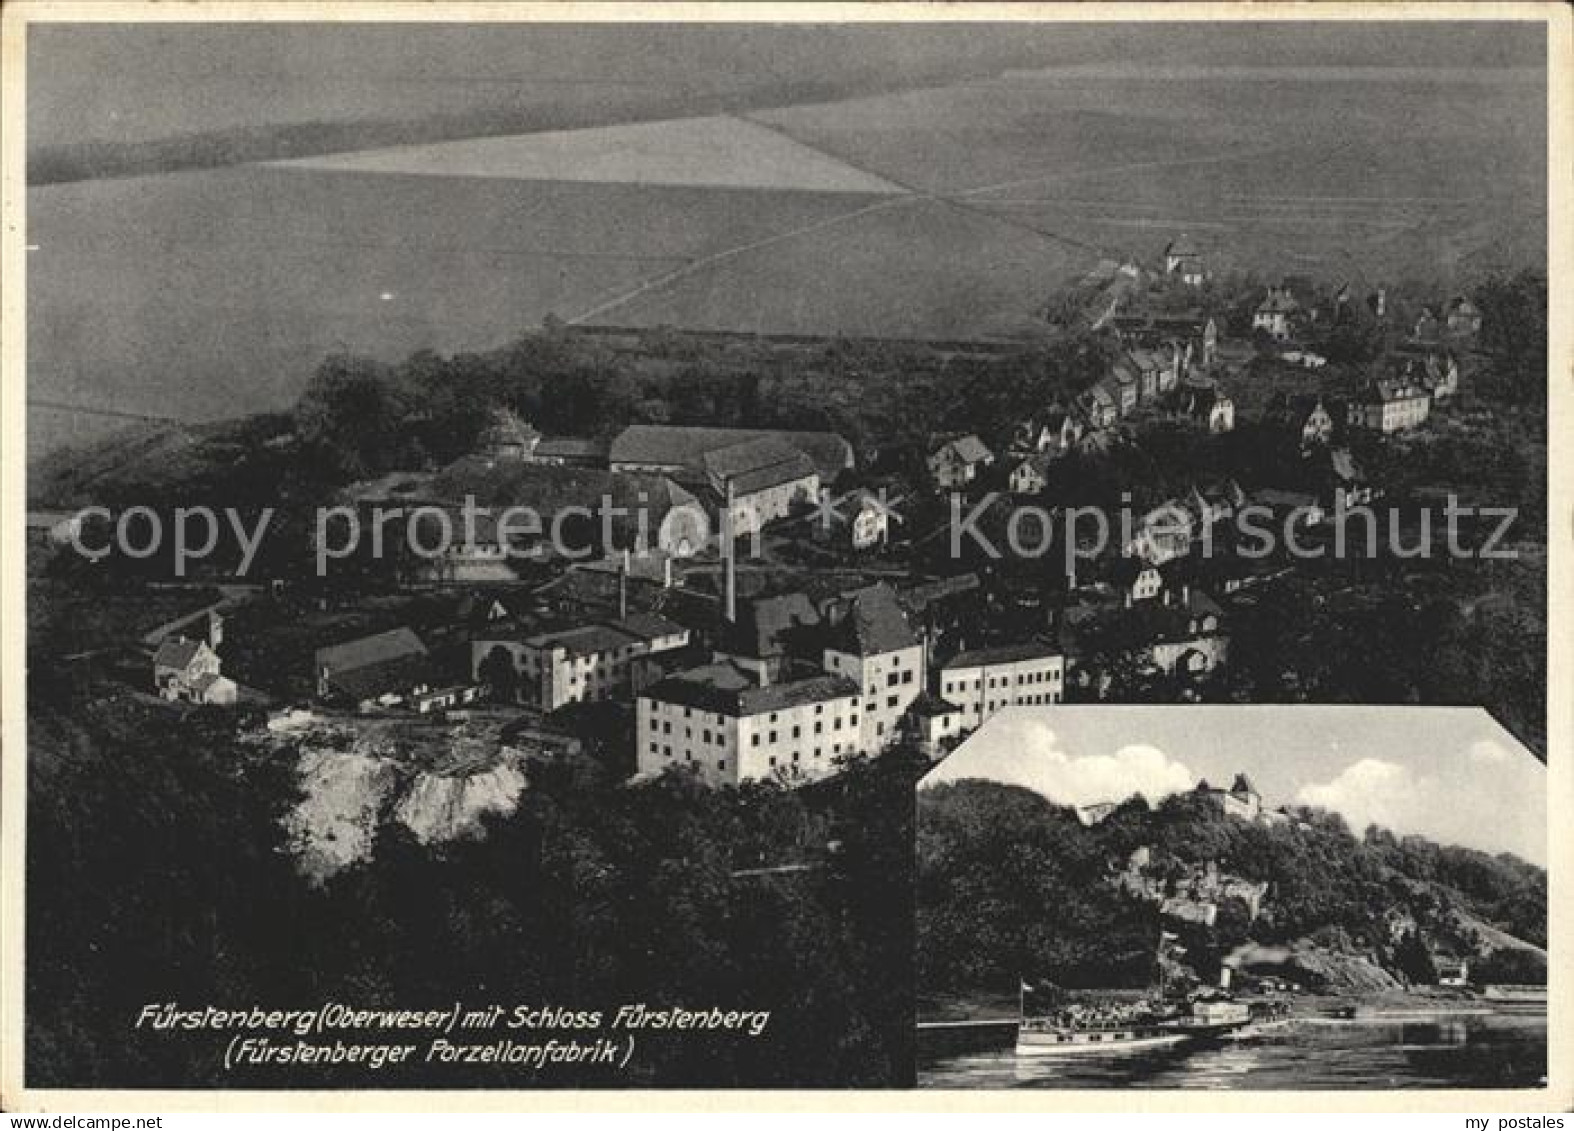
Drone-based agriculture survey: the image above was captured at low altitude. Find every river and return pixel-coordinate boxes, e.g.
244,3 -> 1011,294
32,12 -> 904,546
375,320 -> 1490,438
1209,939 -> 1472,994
919,1011 -> 1547,1089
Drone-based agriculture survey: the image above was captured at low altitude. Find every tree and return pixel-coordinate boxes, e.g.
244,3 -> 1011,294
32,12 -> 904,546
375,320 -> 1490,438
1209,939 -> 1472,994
477,645 -> 521,704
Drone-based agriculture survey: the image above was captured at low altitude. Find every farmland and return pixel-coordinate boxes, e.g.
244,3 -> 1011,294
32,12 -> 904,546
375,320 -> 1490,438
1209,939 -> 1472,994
28,52 -> 1546,456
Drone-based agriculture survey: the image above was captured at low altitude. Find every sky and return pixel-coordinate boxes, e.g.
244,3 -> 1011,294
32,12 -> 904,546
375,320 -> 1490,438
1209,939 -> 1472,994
919,706 -> 1547,865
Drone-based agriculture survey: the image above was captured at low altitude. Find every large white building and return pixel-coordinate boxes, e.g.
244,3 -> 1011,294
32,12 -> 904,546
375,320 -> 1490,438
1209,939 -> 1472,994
938,641 -> 1066,730
637,662 -> 863,785
703,437 -> 821,536
472,612 -> 690,711
820,583 -> 925,752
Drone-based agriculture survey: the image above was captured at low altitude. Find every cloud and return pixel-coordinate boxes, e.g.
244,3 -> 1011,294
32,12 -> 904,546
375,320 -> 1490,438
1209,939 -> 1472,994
1296,755 -> 1545,865
922,714 -> 1195,810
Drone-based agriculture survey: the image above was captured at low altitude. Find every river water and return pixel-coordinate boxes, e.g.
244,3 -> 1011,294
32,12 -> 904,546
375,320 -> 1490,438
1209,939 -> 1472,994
919,1011 -> 1547,1089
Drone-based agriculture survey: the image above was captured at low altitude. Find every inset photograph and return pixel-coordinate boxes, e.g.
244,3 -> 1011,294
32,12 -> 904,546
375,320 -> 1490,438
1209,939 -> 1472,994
916,705 -> 1547,1089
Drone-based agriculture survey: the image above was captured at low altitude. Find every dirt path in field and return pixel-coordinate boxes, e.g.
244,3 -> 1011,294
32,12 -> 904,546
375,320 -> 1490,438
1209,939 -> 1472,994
566,122 -> 1319,326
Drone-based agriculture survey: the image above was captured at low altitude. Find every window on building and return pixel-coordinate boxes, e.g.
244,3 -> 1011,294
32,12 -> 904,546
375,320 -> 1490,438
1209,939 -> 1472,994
887,695 -> 898,708
769,730 -> 777,743
792,725 -> 801,739
752,734 -> 761,747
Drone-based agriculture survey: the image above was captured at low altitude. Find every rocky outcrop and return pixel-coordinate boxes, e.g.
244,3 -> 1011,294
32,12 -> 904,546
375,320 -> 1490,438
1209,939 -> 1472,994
395,760 -> 528,845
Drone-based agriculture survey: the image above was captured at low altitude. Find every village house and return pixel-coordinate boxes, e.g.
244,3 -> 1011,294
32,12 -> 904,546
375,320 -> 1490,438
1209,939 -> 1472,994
1390,348 -> 1461,402
938,640 -> 1066,730
1253,488 -> 1327,528
1009,454 -> 1052,496
1348,376 -> 1432,433
820,583 -> 926,751
477,407 -> 541,461
1081,382 -> 1121,429
1324,448 -> 1378,509
636,663 -> 863,786
471,611 -> 691,711
1125,348 -> 1172,402
1298,396 -> 1336,445
1020,407 -> 1084,458
315,627 -> 435,712
928,434 -> 994,489
1182,379 -> 1234,433
1163,235 -> 1206,286
1139,585 -> 1228,677
1109,363 -> 1141,414
152,635 -> 237,706
1252,285 -> 1301,342
1444,296 -> 1482,338
1125,501 -> 1196,564
1412,307 -> 1444,343
1111,557 -> 1165,604
821,487 -> 892,550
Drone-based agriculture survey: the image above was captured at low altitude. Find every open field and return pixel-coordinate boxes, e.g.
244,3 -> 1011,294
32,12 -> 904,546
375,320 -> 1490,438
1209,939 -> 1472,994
28,54 -> 1546,458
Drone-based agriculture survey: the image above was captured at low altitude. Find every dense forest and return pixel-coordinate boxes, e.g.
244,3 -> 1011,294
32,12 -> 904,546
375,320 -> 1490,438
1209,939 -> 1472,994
917,781 -> 1546,998
26,694 -> 922,1088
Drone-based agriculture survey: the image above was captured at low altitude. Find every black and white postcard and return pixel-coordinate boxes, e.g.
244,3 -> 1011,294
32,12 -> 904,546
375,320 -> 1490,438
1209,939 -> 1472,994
1,2 -> 1568,1112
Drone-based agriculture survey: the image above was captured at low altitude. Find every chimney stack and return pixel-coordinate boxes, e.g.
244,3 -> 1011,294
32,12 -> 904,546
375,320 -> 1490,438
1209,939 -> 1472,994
723,478 -> 737,624
619,551 -> 629,621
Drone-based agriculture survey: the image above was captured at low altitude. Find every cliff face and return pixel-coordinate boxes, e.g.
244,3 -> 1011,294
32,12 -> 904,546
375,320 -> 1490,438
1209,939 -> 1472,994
1284,946 -> 1405,993
282,734 -> 530,883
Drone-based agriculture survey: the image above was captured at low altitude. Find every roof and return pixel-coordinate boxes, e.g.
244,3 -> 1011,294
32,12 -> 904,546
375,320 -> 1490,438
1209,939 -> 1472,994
609,425 -> 852,480
941,640 -> 1063,670
719,592 -> 822,661
526,623 -> 640,657
481,407 -> 540,449
703,436 -> 818,496
1165,234 -> 1201,259
827,583 -> 919,657
1256,289 -> 1300,315
153,637 -> 206,669
615,612 -> 687,642
1231,772 -> 1259,797
909,691 -> 963,717
534,437 -> 608,461
644,662 -> 860,718
324,652 -> 433,704
934,434 -> 992,465
315,626 -> 428,673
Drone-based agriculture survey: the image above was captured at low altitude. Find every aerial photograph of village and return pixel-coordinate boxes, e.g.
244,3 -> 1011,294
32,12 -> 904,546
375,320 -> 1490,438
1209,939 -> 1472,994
19,17 -> 1549,1093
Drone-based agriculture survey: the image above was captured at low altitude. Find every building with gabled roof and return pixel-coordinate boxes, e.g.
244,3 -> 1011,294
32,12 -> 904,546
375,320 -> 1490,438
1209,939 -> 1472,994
470,612 -> 690,711
1252,284 -> 1301,341
153,636 -> 236,706
821,583 -> 925,752
937,639 -> 1065,731
1163,235 -> 1205,285
608,424 -> 853,482
636,661 -> 863,786
928,433 -> 994,488
315,627 -> 433,711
